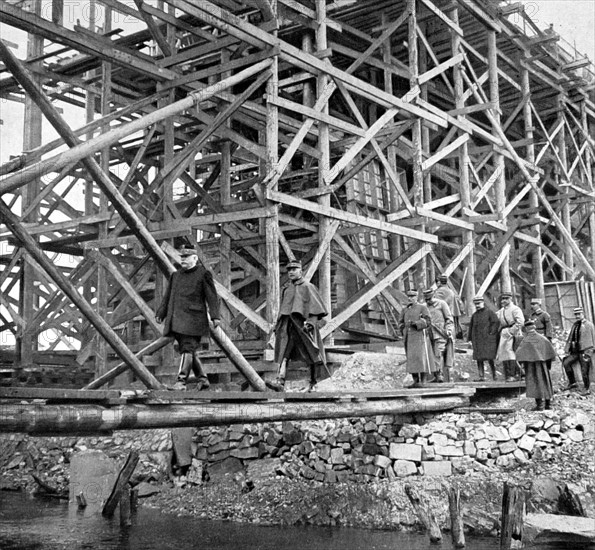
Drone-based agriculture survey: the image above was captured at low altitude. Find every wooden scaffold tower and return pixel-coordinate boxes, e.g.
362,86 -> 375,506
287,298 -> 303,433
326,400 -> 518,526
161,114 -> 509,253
0,0 -> 594,388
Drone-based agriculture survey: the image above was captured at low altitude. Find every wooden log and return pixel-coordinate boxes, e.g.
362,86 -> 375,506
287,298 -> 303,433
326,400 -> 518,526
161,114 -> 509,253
119,484 -> 132,527
404,484 -> 442,543
449,486 -> 466,548
500,482 -> 525,549
0,396 -> 469,435
130,487 -> 138,513
102,451 -> 139,518
76,491 -> 87,508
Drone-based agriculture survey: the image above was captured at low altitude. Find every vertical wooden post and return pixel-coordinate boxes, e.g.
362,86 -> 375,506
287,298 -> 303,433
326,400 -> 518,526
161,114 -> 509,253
405,484 -> 442,543
500,482 -> 525,549
488,30 -> 510,293
522,54 -> 544,299
316,0 -> 333,335
17,0 -> 43,367
449,485 -> 466,548
119,484 -> 132,527
382,13 -> 403,284
95,5 -> 113,378
582,101 -> 595,266
408,0 -> 427,289
265,1 -> 280,352
451,6 -> 475,310
557,98 -> 573,278
130,486 -> 139,513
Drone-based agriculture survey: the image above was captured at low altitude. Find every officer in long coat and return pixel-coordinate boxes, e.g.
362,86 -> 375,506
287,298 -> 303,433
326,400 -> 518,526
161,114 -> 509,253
516,319 -> 556,410
468,295 -> 500,381
268,259 -> 328,392
399,289 -> 435,387
156,245 -> 221,390
562,306 -> 595,391
496,291 -> 525,381
423,288 -> 454,382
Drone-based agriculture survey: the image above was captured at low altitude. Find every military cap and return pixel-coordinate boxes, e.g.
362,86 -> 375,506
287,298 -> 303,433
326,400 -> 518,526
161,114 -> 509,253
500,291 -> 512,298
438,274 -> 448,283
574,307 -> 584,314
473,295 -> 484,303
530,298 -> 542,305
286,259 -> 302,270
405,289 -> 419,298
524,319 -> 536,327
422,288 -> 435,297
178,245 -> 197,256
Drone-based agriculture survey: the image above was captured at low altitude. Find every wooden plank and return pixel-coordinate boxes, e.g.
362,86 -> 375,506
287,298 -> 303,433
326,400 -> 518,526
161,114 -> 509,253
421,134 -> 469,172
418,53 -> 463,86
267,190 -> 438,243
102,451 -> 139,517
419,0 -> 463,36
0,387 -> 120,401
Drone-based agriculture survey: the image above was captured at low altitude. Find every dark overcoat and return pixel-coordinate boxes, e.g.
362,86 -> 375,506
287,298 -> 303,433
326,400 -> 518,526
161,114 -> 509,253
157,265 -> 220,337
274,278 -> 327,365
468,307 -> 499,361
516,331 -> 556,399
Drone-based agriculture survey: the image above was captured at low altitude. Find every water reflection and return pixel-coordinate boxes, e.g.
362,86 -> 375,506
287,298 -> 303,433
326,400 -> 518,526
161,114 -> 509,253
1,491 -> 503,550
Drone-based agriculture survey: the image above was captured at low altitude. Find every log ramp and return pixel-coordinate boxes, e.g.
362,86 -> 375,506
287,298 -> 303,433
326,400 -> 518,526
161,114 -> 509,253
0,386 -> 474,436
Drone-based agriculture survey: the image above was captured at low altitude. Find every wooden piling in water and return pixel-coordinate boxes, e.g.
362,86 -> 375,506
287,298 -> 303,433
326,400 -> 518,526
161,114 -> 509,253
500,482 -> 525,549
102,451 -> 139,518
119,485 -> 132,527
448,485 -> 465,548
404,484 -> 442,544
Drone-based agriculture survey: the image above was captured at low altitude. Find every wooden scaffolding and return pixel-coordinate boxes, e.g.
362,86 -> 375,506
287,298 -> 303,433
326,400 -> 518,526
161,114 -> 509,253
0,0 -> 594,387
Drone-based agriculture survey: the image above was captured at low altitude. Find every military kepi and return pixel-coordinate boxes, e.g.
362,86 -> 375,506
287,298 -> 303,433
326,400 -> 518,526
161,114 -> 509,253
405,289 -> 418,297
286,259 -> 302,270
178,245 -> 196,256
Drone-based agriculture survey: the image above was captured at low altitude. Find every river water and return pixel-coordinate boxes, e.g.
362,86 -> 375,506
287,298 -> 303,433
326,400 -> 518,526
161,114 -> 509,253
0,492 -> 503,550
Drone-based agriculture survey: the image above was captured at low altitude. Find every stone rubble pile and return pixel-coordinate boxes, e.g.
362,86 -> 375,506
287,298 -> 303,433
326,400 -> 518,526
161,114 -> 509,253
191,409 -> 593,485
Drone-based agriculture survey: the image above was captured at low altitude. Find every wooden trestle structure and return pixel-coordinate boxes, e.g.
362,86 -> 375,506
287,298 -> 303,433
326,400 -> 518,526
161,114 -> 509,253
0,0 -> 594,390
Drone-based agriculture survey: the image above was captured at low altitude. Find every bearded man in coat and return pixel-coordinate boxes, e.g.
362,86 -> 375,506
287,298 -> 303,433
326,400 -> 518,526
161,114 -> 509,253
423,288 -> 454,383
516,319 -> 556,410
468,295 -> 500,381
156,245 -> 221,390
399,289 -> 435,387
267,260 -> 328,392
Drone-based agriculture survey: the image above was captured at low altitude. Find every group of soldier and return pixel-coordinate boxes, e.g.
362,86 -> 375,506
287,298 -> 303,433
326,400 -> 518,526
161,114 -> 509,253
400,276 -> 595,410
156,244 -> 594,404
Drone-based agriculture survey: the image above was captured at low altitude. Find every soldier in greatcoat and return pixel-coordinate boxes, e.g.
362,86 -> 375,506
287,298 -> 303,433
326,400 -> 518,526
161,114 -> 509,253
516,319 -> 556,410
399,289 -> 435,387
562,306 -> 595,391
468,295 -> 500,381
423,288 -> 454,382
156,245 -> 221,390
267,260 -> 328,392
496,291 -> 525,382
530,297 -> 554,370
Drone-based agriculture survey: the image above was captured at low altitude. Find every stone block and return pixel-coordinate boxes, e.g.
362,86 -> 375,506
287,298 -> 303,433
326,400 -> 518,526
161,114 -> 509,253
374,454 -> 392,469
69,450 -> 119,512
495,454 -> 515,468
393,459 -> 417,477
535,430 -> 552,443
330,447 -> 344,464
231,447 -> 259,460
487,426 -> 510,442
429,433 -> 448,446
207,457 -> 244,480
434,445 -> 464,457
422,445 -> 435,460
422,460 -> 452,476
509,420 -> 527,440
476,438 -> 490,450
518,434 -> 536,453
399,424 -> 420,439
389,443 -> 422,462
513,449 -> 529,464
566,429 -> 584,442
316,444 -> 331,461
498,440 -> 517,455
464,441 -> 477,457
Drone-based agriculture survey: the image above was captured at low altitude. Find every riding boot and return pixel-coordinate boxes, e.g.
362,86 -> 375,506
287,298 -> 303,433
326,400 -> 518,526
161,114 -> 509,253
266,359 -> 287,392
173,353 -> 194,390
489,361 -> 497,381
572,363 -> 585,392
192,351 -> 210,390
419,373 -> 428,386
308,362 -> 320,391
544,399 -> 552,410
535,398 -> 544,411
505,361 -> 515,382
411,373 -> 420,388
475,361 -> 485,382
